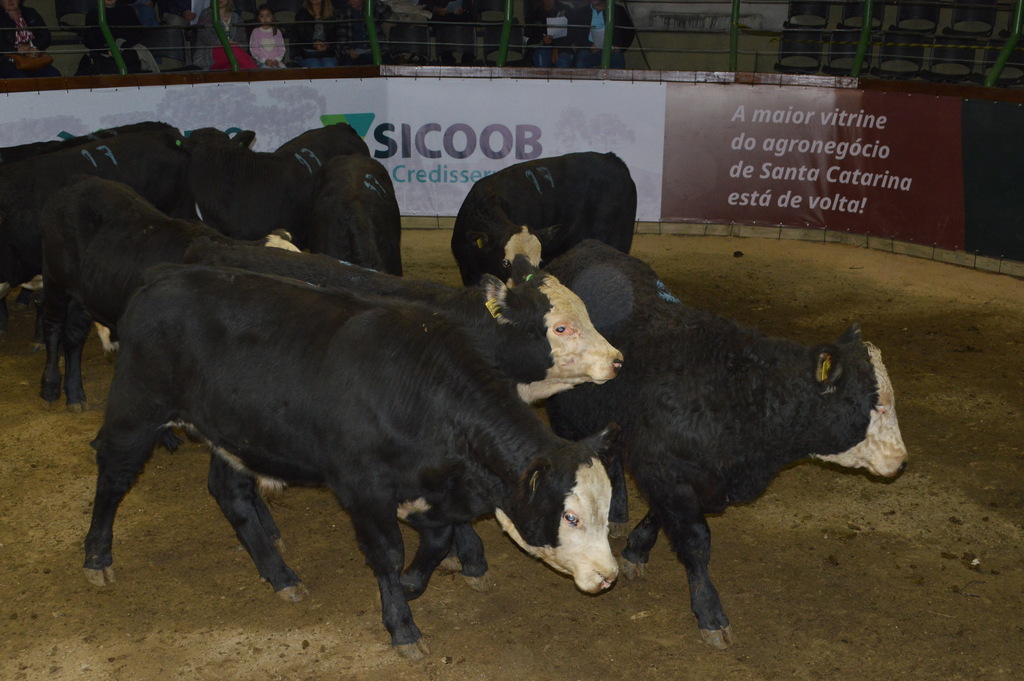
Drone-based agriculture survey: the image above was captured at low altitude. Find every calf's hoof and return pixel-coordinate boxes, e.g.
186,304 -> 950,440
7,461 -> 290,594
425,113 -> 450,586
699,626 -> 733,649
394,639 -> 430,660
437,556 -> 461,574
275,583 -> 309,602
462,573 -> 495,592
84,566 -> 115,587
66,402 -> 88,414
619,557 -> 646,581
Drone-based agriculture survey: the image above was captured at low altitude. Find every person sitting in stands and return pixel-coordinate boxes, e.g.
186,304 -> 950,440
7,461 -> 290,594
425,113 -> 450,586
525,0 -> 572,69
249,3 -> 286,68
195,0 -> 257,69
0,0 -> 62,78
78,0 -> 145,75
293,0 -> 339,68
336,0 -> 390,67
423,0 -> 475,65
566,0 -> 633,70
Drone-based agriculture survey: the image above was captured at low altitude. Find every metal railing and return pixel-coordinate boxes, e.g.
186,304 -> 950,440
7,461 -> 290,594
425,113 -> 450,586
8,0 -> 1024,86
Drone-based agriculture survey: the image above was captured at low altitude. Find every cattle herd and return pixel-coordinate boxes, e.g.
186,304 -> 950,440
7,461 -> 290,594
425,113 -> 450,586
0,121 -> 908,660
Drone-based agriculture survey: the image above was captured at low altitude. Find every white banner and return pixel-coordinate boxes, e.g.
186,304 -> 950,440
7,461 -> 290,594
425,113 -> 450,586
0,77 -> 665,220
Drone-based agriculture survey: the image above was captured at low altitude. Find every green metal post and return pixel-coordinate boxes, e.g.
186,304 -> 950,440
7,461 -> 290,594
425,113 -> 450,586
985,0 -> 1023,87
497,0 -> 512,67
211,3 -> 239,71
366,0 -> 382,65
96,0 -> 127,76
850,0 -> 874,77
600,0 -> 614,69
729,0 -> 740,72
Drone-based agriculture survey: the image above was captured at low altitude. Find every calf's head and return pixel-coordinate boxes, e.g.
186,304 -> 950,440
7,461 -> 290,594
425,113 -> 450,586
465,225 -> 543,282
494,426 -> 620,593
482,271 -> 623,402
813,333 -> 908,478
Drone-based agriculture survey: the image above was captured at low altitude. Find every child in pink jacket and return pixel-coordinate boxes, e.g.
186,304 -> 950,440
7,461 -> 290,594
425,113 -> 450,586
249,4 -> 287,68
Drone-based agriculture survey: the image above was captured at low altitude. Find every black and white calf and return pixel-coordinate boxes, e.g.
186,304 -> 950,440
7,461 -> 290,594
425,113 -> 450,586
182,241 -> 623,403
451,151 -> 637,285
544,240 -> 908,649
39,176 -> 296,411
83,265 -> 619,659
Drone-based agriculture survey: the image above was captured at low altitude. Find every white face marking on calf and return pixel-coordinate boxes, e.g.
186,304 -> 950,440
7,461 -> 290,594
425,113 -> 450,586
503,227 -> 542,270
814,343 -> 908,477
397,497 -> 431,519
495,458 -> 618,593
516,276 -> 623,403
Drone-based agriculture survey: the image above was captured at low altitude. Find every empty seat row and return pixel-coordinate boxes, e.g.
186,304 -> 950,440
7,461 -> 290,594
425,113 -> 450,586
785,0 -> 1008,39
775,28 -> 1024,86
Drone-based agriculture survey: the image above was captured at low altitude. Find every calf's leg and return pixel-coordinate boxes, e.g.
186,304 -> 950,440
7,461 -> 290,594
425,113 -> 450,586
621,510 -> 661,579
399,522 -> 453,600
345,496 -> 428,659
658,505 -> 732,649
207,455 -> 306,601
83,423 -> 168,585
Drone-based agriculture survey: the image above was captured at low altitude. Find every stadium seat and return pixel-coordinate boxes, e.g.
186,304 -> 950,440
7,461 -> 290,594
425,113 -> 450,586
774,28 -> 824,74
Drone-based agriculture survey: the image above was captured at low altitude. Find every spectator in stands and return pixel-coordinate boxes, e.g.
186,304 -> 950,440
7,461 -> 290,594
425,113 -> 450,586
132,0 -> 160,26
567,0 -> 633,69
249,3 -> 286,68
195,0 -> 258,69
78,0 -> 146,75
157,0 -> 195,64
294,0 -> 340,68
525,0 -> 572,68
423,0 -> 475,65
336,0 -> 390,66
0,0 -> 62,78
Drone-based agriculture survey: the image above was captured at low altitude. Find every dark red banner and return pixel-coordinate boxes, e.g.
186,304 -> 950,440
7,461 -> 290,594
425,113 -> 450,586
661,84 -> 965,250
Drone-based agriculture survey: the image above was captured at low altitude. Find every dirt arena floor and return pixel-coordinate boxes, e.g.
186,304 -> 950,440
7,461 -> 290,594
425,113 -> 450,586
1,230 -> 1022,681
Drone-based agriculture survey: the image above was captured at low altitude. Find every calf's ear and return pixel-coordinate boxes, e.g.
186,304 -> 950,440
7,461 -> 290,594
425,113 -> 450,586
533,224 -> 561,244
467,231 -> 491,250
480,274 -> 510,323
837,323 -> 862,345
813,345 -> 844,393
582,423 -> 621,455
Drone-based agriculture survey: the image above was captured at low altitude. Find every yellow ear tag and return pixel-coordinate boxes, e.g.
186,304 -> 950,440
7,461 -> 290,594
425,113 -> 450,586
475,237 -> 485,249
818,354 -> 832,382
485,298 -> 502,319
529,470 -> 540,493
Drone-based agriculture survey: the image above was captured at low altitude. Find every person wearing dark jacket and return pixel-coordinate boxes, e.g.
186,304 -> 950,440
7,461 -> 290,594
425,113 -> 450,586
566,0 -> 634,69
524,0 -> 573,68
78,0 -> 145,74
294,0 -> 340,67
0,0 -> 61,78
